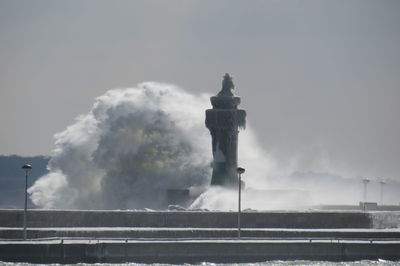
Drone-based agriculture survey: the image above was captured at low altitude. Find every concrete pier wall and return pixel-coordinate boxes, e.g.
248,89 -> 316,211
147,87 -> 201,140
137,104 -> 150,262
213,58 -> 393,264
2,227 -> 400,240
1,210 -> 400,263
0,210 -> 378,228
1,241 -> 400,263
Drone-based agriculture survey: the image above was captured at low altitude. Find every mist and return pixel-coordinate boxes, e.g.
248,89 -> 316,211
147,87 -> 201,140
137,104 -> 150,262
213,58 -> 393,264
29,83 -> 213,209
28,82 -> 400,210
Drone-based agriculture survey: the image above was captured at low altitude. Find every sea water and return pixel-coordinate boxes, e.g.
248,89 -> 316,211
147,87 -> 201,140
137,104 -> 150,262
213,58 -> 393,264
1,261 -> 400,266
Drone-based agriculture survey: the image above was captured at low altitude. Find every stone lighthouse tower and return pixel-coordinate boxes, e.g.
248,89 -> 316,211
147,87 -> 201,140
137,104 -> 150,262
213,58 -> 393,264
205,74 -> 246,186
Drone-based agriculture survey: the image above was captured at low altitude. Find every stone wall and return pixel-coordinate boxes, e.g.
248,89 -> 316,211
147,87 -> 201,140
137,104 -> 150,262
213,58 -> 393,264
0,209 -> 375,228
1,241 -> 400,263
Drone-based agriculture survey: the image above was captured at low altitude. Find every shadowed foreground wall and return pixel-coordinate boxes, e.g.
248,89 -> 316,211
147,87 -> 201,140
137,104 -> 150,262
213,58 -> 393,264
1,241 -> 400,263
1,209 -> 399,228
1,210 -> 400,263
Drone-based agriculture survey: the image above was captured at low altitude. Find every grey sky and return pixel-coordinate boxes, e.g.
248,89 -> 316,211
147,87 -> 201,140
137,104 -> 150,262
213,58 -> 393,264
1,0 -> 399,180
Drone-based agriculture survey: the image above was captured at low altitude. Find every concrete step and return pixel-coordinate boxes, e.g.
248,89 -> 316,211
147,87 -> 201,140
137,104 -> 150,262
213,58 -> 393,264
1,227 -> 400,240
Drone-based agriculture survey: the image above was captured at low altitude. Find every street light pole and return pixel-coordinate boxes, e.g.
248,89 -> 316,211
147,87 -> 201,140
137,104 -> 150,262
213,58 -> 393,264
236,167 -> 245,239
21,164 -> 32,240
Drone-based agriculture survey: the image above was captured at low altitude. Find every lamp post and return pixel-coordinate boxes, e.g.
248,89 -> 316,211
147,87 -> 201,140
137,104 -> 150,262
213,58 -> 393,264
236,167 -> 245,239
21,164 -> 32,240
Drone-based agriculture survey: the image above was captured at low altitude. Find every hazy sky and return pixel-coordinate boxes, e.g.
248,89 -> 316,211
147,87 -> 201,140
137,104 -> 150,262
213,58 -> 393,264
1,0 -> 399,180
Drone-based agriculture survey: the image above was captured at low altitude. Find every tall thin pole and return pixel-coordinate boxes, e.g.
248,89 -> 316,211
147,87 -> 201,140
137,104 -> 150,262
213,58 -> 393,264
21,164 -> 31,240
23,170 -> 28,240
238,172 -> 241,239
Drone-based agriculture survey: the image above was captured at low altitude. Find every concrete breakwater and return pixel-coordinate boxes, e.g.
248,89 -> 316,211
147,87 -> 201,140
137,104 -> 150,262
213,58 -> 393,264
1,209 -> 397,228
1,239 -> 400,263
2,227 -> 400,240
1,210 -> 400,263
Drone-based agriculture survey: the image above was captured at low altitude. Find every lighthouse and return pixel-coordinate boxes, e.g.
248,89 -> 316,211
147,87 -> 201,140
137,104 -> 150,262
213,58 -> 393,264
205,74 -> 246,186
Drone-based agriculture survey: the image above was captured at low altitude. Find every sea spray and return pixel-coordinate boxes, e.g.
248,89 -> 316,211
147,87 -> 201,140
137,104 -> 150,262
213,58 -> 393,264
29,82 -> 213,209
28,81 -> 369,211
